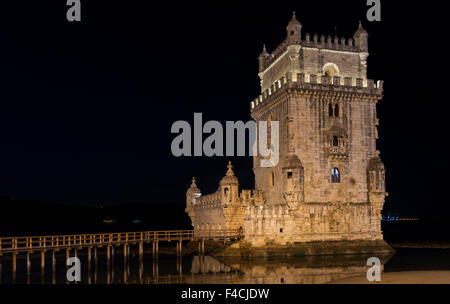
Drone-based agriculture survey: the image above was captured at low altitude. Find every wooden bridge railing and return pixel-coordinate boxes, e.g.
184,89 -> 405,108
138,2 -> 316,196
0,229 -> 242,254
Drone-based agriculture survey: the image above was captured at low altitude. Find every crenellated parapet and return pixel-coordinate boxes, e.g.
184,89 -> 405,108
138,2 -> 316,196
251,72 -> 383,112
240,189 -> 265,207
302,33 -> 357,51
259,34 -> 359,72
196,192 -> 222,209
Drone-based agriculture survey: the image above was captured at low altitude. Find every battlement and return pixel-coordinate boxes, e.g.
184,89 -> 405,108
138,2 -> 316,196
251,72 -> 383,112
196,192 -> 221,209
260,34 -> 359,72
303,33 -> 357,51
240,189 -> 264,206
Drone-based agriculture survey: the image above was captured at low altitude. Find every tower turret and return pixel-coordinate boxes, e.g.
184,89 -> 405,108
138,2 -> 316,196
286,11 -> 302,44
282,154 -> 304,209
220,161 -> 239,206
368,153 -> 386,196
185,177 -> 201,225
353,21 -> 368,52
258,45 -> 269,73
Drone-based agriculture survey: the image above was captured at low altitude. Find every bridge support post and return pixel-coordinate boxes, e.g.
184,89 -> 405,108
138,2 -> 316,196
26,252 -> 31,278
52,251 -> 56,284
66,248 -> 70,267
12,253 -> 17,283
139,260 -> 143,281
176,255 -> 182,275
139,241 -> 143,264
106,245 -> 111,267
87,247 -> 92,270
123,244 -> 128,284
94,247 -> 98,265
152,241 -> 158,258
111,246 -> 115,265
138,241 -> 144,281
41,251 -> 45,274
177,240 -> 182,257
52,251 -> 56,271
152,257 -> 159,280
123,244 -> 128,266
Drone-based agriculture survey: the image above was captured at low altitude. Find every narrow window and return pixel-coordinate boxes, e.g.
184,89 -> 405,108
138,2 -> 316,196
224,187 -> 229,195
271,171 -> 275,187
332,136 -> 339,147
331,168 -> 340,183
290,31 -> 295,36
287,171 -> 293,179
334,103 -> 340,117
280,228 -> 283,233
328,104 -> 333,117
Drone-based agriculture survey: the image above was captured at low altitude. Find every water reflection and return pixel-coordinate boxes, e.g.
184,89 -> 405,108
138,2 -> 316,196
0,252 -> 393,284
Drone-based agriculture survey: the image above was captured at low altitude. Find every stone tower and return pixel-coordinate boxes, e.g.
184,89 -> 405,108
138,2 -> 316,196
186,14 -> 391,254
247,13 -> 388,246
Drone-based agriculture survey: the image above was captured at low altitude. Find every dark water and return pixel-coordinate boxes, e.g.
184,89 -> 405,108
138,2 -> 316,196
1,247 -> 449,284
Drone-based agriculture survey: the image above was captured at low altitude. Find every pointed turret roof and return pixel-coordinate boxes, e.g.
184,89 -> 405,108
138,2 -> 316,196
288,11 -> 301,26
187,177 -> 201,194
259,44 -> 269,58
354,21 -> 367,37
220,161 -> 239,185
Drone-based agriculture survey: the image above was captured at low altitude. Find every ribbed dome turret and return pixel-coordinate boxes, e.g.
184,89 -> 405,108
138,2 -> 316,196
186,177 -> 201,195
220,161 -> 239,185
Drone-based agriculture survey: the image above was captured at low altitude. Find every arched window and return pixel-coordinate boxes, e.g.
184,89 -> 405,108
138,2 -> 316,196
328,103 -> 333,117
334,103 -> 340,117
331,168 -> 340,183
332,136 -> 339,147
323,63 -> 340,77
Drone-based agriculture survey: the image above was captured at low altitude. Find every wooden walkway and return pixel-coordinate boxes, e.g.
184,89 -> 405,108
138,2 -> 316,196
0,229 -> 242,254
0,229 -> 243,282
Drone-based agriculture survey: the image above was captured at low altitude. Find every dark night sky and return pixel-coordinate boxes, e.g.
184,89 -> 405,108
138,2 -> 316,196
0,1 -> 448,219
